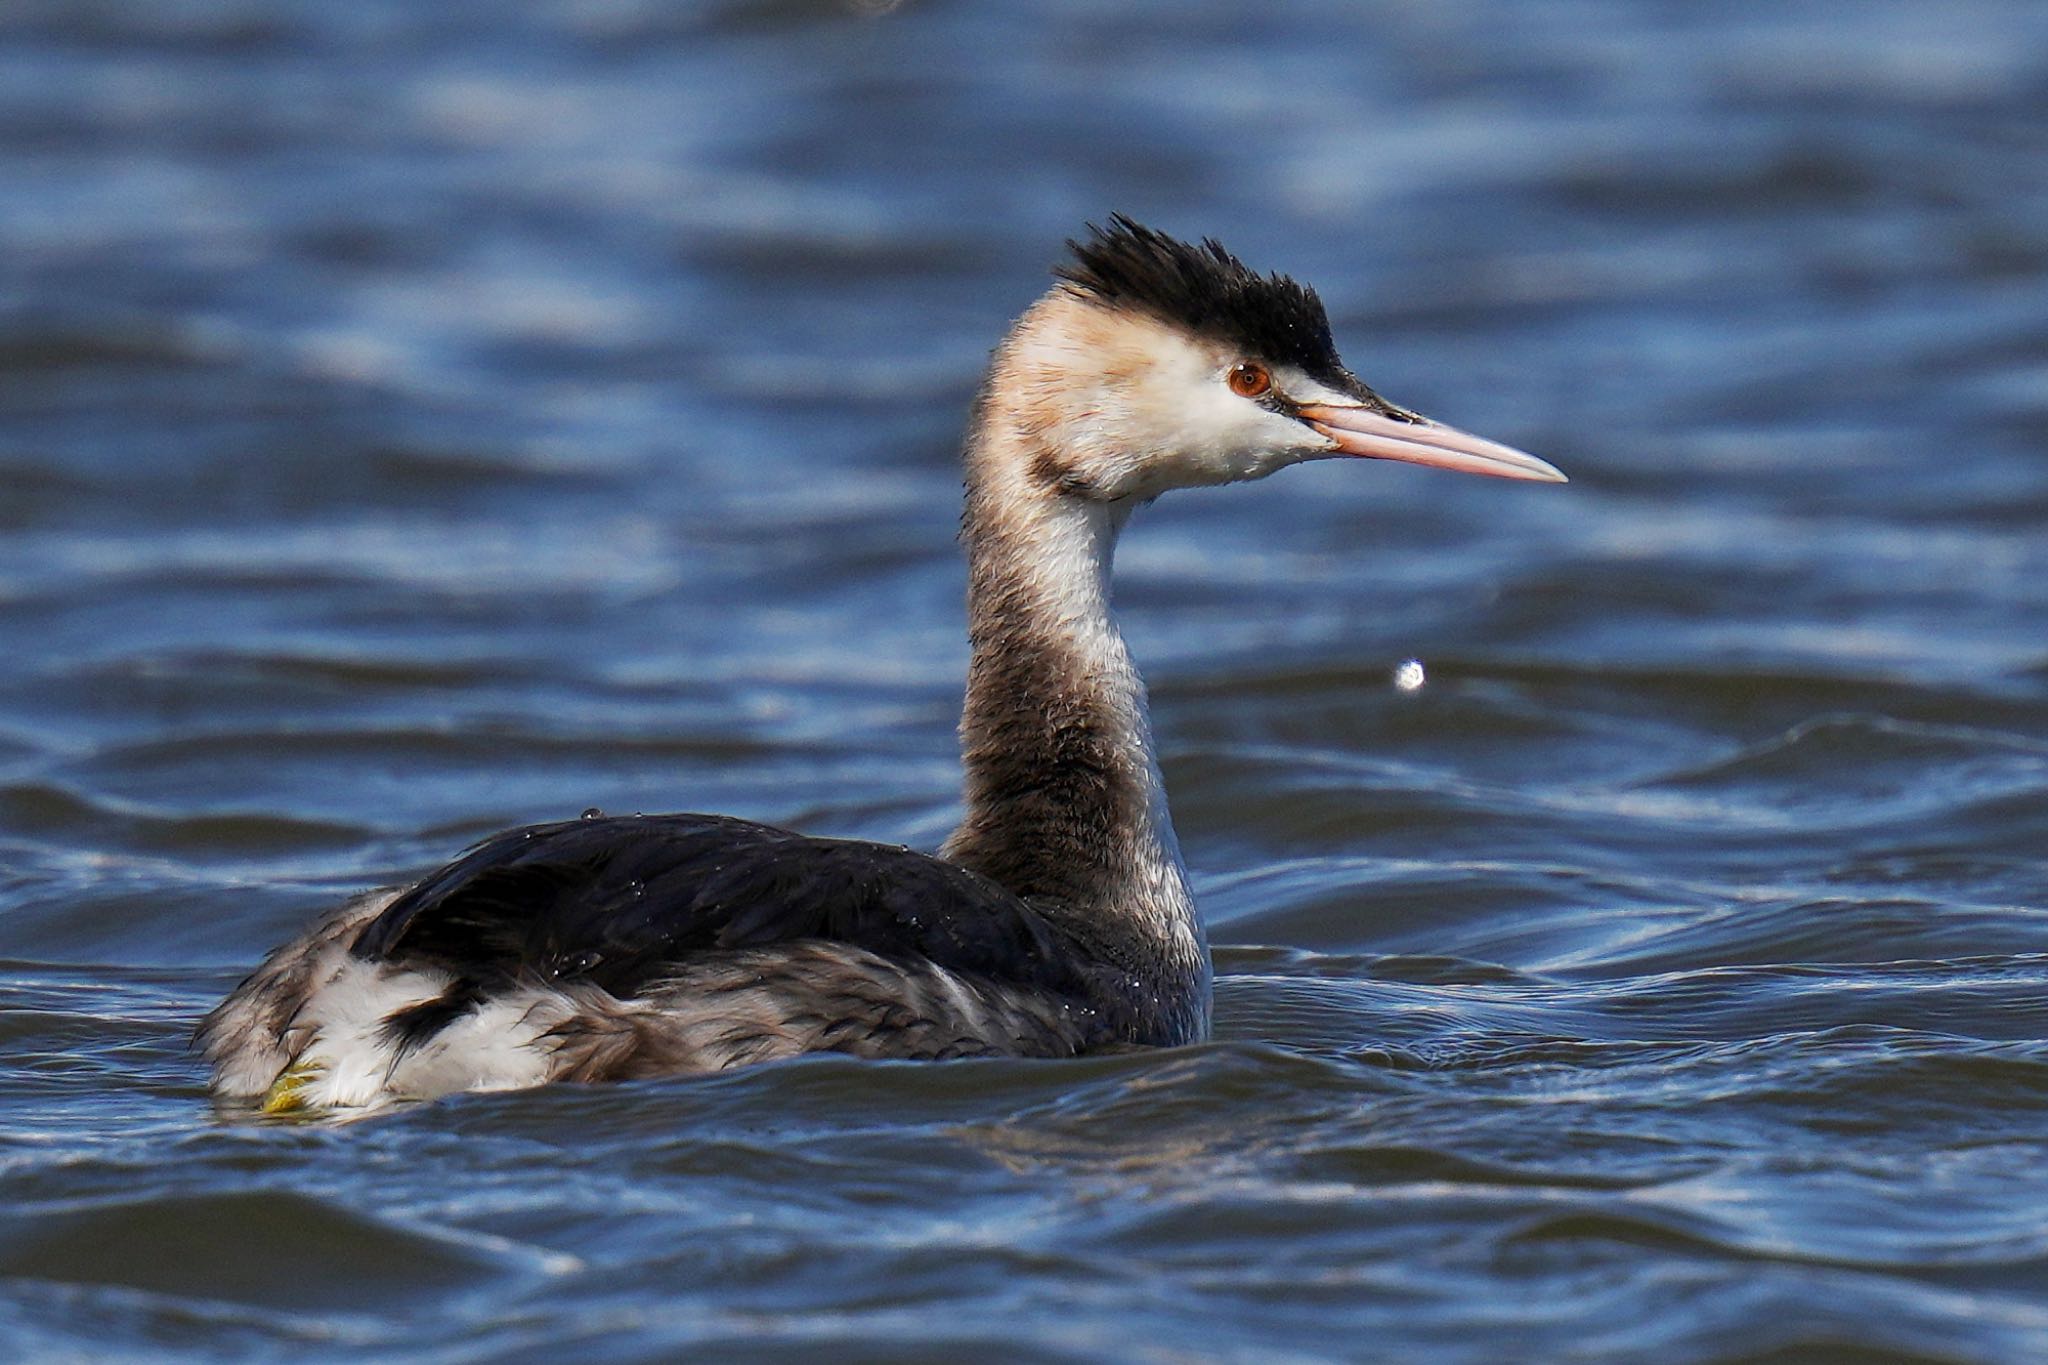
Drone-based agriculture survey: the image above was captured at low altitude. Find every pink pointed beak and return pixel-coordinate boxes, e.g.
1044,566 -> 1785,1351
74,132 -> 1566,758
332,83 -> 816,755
1297,404 -> 1567,483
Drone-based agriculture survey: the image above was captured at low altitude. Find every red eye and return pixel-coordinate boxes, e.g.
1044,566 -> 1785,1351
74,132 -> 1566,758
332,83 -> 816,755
1227,362 -> 1271,398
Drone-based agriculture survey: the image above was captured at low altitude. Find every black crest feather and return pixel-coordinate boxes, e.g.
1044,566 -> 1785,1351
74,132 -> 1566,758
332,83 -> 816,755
1055,215 -> 1345,382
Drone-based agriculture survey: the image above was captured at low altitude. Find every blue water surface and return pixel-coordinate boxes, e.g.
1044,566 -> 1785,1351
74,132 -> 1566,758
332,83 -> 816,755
4,1 -> 2048,1360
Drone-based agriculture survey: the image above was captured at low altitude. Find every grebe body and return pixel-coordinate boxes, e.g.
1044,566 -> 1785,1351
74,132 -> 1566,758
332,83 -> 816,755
201,218 -> 1562,1113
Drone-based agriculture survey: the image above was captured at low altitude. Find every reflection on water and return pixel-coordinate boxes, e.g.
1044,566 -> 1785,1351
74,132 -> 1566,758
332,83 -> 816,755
4,0 -> 2048,1359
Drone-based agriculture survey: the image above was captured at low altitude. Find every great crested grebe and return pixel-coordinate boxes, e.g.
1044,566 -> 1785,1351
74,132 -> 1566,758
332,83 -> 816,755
201,217 -> 1564,1114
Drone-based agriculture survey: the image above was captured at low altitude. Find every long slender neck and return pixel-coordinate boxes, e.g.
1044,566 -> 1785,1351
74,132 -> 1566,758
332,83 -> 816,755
941,400 -> 1208,1043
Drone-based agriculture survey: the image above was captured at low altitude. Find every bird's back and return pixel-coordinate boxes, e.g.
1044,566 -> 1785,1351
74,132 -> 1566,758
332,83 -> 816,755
200,813 -> 1137,1114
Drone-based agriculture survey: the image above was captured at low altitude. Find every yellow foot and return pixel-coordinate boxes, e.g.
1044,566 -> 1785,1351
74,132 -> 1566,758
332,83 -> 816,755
260,1058 -> 326,1116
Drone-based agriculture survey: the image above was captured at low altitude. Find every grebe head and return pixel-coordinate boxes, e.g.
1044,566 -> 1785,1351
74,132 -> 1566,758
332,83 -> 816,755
989,216 -> 1565,503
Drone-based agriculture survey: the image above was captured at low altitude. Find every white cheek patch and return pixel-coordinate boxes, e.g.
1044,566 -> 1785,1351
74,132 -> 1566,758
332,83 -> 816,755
1120,338 -> 1326,485
1016,303 -> 1349,496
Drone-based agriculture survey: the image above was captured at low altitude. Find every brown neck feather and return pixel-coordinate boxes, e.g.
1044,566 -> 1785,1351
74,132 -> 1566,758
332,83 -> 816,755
944,481 -> 1151,905
939,340 -> 1208,1041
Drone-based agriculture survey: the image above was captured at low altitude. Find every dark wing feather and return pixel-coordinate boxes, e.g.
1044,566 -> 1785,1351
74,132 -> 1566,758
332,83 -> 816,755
351,813 -> 1100,1002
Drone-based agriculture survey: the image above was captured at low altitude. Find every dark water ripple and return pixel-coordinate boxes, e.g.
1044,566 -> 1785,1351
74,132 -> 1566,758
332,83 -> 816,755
5,0 -> 2048,1359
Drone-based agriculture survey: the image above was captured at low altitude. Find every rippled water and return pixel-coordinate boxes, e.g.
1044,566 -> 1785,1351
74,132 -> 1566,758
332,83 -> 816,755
6,1 -> 2048,1359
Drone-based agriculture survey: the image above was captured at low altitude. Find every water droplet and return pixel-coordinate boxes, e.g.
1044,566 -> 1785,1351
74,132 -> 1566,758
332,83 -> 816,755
1393,659 -> 1426,693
